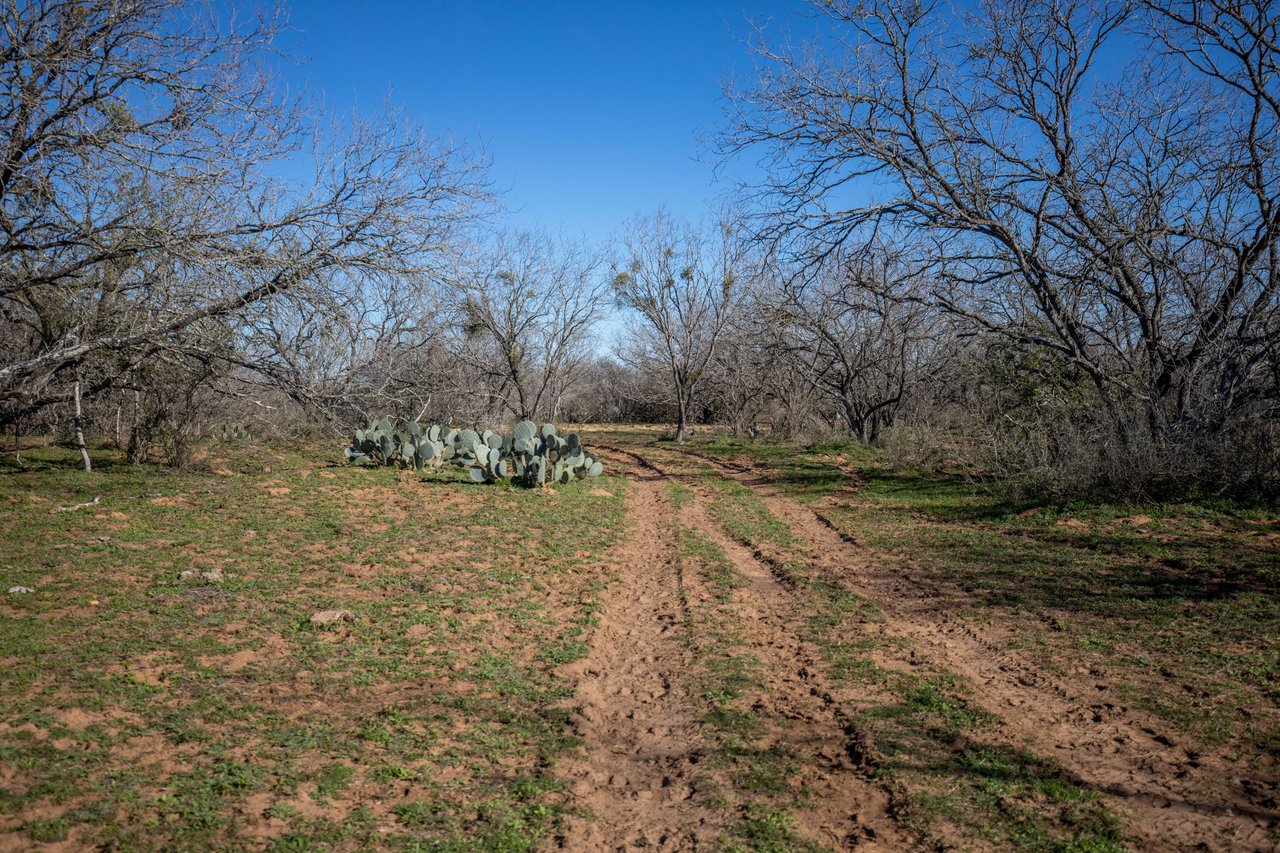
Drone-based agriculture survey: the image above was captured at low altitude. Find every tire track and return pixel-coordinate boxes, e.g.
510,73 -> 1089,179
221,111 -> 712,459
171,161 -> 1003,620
663,444 -> 1280,852
554,459 -> 718,851
596,443 -> 911,850
676,492 -> 908,851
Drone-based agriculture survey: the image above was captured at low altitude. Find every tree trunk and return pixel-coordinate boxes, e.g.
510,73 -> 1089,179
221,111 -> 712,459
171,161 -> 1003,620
841,396 -> 867,443
128,389 -> 145,464
675,396 -> 689,443
74,380 -> 92,473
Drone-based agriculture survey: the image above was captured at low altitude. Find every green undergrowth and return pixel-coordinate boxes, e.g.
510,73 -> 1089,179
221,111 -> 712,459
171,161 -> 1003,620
703,476 -> 797,551
676,448 -> 1125,851
664,484 -> 823,852
683,435 -> 1280,764
668,481 -> 745,603
0,438 -> 626,851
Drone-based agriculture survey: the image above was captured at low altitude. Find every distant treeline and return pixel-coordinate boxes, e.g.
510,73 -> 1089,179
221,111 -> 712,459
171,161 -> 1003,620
2,0 -> 1277,500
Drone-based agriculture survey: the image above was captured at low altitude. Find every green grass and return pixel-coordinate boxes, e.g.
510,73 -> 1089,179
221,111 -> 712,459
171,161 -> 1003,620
725,806 -> 825,853
8,428 -> 1271,850
662,475 -> 828,849
682,434 -> 1280,760
0,438 -> 627,850
675,523 -> 745,601
659,438 -> 1130,851
704,476 -> 796,550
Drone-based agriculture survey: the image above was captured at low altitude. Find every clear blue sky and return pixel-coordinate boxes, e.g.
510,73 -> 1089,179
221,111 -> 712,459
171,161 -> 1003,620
280,1 -> 812,245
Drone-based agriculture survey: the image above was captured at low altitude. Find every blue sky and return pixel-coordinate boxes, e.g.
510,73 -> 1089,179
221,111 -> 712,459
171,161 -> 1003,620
280,1 -> 811,245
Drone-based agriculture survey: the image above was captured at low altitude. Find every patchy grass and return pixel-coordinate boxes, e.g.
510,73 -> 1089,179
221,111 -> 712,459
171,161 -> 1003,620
663,487 -> 823,849
725,806 -> 825,853
683,435 -> 1280,763
674,525 -> 744,604
665,442 -> 1127,851
0,438 -> 626,850
703,477 -> 797,551
6,427 -> 1271,850
651,443 -> 1118,849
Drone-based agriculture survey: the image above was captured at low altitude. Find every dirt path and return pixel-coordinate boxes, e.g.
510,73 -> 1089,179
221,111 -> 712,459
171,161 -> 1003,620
667,446 -> 1280,853
554,464 -> 717,851
676,489 -> 907,851
554,452 -> 907,851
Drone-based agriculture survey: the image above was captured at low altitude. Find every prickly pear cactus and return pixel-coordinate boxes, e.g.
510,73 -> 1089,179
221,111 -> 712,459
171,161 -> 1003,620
345,419 -> 603,485
345,418 -> 445,470
504,422 -> 604,487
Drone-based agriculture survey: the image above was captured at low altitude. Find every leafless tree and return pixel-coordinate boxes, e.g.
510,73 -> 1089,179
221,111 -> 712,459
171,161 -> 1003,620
705,306 -> 776,437
454,231 -> 606,422
702,278 -> 816,439
612,210 -> 748,442
560,356 -> 666,423
781,248 -> 941,442
232,271 -> 458,427
0,0 -> 490,426
723,0 -> 1280,489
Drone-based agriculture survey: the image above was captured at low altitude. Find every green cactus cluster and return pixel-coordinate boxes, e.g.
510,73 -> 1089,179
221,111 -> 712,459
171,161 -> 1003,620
219,422 -> 250,444
345,418 -> 449,470
506,420 -> 603,486
344,418 -> 603,486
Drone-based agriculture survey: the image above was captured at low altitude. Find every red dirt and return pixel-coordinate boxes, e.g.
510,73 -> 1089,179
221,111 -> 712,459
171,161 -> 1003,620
554,465 -> 721,850
674,447 -> 1280,852
679,494 -> 907,850
554,453 -> 908,850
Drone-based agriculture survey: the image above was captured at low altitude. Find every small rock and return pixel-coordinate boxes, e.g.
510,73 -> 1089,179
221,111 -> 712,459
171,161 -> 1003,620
310,609 -> 355,626
8,585 -> 34,594
179,570 -> 197,579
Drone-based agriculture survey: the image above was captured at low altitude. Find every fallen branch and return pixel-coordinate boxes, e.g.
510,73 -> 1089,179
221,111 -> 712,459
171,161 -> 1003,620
57,496 -> 101,512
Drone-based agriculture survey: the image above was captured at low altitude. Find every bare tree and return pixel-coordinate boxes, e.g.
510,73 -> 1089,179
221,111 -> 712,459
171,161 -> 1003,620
705,304 -> 776,437
0,0 -> 490,426
781,249 -> 941,442
702,276 -> 821,439
612,211 -> 747,442
560,355 -> 675,424
723,0 -> 1280,489
453,231 -> 606,422
233,271 -> 458,427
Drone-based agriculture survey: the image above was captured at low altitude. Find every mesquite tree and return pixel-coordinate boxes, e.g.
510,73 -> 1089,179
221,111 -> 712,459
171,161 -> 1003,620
0,0 -> 490,431
723,0 -> 1280,488
781,248 -> 941,443
612,211 -> 747,442
455,231 -> 606,422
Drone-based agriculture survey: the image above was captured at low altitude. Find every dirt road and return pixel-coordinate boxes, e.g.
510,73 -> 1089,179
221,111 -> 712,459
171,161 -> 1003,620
554,451 -> 907,851
554,442 -> 1279,851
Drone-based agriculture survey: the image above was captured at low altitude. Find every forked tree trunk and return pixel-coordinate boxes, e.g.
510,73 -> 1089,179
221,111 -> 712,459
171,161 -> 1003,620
128,389 -> 145,465
74,379 -> 92,473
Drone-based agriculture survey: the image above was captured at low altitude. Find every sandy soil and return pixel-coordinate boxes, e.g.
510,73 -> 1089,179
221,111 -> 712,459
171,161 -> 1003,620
662,445 -> 1280,852
554,450 -> 909,851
